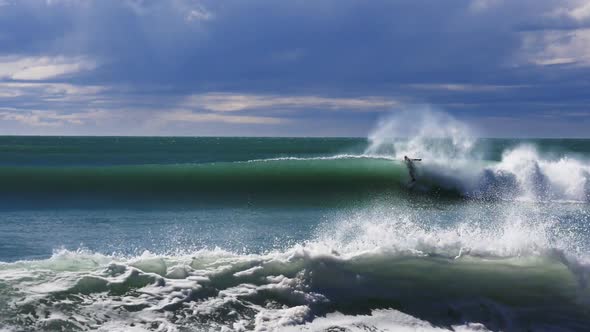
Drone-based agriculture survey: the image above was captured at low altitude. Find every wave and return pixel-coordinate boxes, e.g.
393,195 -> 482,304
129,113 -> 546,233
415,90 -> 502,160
1,231 -> 589,331
0,146 -> 588,207
0,109 -> 588,207
1,203 -> 589,331
364,108 -> 590,203
0,156 -> 462,208
419,145 -> 590,203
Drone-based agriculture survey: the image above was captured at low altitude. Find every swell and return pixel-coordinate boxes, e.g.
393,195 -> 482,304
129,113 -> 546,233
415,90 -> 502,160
0,156 -> 461,207
1,149 -> 588,207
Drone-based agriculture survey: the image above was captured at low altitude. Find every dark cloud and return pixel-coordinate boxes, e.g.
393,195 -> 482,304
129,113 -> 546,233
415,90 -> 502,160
0,0 -> 589,136
0,0 -> 542,88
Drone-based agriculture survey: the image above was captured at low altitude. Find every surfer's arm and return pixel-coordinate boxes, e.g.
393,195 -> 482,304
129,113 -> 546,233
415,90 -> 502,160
411,158 -> 422,161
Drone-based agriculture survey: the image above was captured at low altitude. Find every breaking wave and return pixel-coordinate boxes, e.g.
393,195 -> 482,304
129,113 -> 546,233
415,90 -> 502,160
0,145 -> 588,208
1,206 -> 589,331
364,108 -> 590,203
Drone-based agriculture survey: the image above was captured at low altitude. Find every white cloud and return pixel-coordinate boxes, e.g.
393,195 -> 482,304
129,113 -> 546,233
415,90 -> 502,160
160,110 -> 285,125
405,83 -> 525,92
0,56 -> 96,80
522,29 -> 590,66
518,1 -> 590,67
569,2 -> 590,20
186,7 -> 213,22
0,108 -> 108,127
183,93 -> 399,112
0,86 -> 23,98
550,1 -> 590,21
0,82 -> 104,95
469,0 -> 503,13
0,82 -> 106,107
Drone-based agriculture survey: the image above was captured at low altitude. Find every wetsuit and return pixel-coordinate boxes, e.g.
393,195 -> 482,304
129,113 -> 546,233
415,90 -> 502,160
405,158 -> 417,182
404,157 -> 421,182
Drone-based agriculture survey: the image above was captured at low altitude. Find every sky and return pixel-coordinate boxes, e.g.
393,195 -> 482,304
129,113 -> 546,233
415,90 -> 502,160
0,0 -> 589,137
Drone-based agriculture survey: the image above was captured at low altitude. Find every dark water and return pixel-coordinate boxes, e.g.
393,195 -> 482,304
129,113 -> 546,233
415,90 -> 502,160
0,136 -> 589,331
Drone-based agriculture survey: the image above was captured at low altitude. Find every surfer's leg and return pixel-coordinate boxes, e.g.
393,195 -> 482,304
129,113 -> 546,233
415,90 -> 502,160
409,169 -> 416,182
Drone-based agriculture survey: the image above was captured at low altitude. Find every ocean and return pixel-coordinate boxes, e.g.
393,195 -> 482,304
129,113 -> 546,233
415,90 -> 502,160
0,135 -> 589,331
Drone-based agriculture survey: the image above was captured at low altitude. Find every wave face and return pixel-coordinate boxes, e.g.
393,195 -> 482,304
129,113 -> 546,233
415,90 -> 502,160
1,147 -> 589,207
0,133 -> 589,208
0,156 -> 463,208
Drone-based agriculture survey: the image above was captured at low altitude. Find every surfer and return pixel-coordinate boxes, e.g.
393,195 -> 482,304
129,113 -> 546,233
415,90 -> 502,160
404,156 -> 421,182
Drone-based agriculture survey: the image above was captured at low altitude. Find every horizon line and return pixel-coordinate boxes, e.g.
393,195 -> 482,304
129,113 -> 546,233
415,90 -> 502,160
1,134 -> 589,140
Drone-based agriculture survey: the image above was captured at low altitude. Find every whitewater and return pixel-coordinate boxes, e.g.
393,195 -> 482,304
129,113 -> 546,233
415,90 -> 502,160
1,110 -> 590,331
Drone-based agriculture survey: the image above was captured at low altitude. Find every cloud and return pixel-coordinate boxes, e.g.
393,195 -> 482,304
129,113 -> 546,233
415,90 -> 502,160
0,0 -> 522,89
522,28 -> 590,66
0,0 -> 589,136
0,56 -> 96,80
0,82 -> 104,95
182,93 -> 399,112
0,82 -> 106,110
544,1 -> 590,26
404,83 -> 525,92
469,0 -> 504,13
159,110 -> 286,125
0,0 -> 580,85
515,1 -> 590,67
0,108 -> 108,127
568,2 -> 590,21
185,7 -> 213,22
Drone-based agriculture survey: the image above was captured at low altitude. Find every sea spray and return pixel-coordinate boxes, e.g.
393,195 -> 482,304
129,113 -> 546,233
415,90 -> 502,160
365,106 -> 476,161
1,206 -> 589,331
490,145 -> 590,202
364,108 -> 590,202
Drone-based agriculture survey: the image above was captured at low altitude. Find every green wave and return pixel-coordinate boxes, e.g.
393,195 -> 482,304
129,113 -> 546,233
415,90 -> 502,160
0,157 -> 461,207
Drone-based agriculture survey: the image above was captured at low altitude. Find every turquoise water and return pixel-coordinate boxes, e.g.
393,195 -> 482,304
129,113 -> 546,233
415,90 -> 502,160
0,136 -> 589,331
